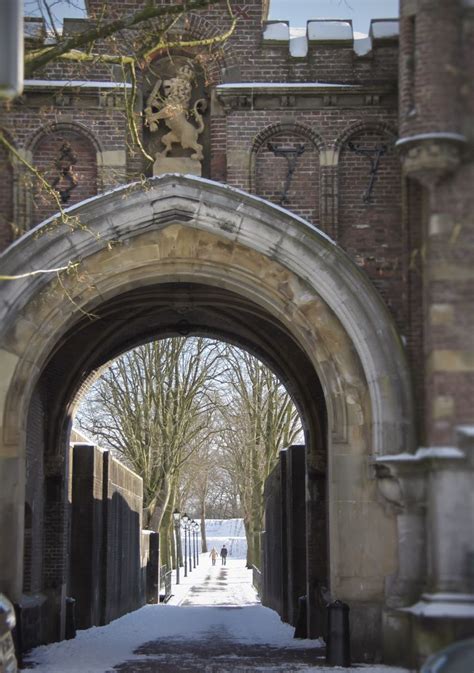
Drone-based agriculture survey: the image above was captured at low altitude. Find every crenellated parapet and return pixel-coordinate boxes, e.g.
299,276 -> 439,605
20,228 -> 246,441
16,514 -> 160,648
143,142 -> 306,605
262,18 -> 399,59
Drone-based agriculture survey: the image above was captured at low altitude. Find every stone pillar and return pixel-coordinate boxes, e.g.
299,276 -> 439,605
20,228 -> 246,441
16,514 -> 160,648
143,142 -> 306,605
425,442 -> 473,595
0,456 -> 25,602
397,0 -> 470,454
377,438 -> 474,664
376,457 -> 427,607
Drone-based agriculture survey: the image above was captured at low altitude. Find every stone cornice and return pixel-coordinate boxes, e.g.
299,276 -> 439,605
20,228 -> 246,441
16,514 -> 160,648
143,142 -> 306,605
215,82 -> 396,111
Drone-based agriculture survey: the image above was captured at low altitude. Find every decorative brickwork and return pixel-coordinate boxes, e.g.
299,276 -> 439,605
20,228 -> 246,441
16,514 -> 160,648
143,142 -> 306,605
30,127 -> 98,226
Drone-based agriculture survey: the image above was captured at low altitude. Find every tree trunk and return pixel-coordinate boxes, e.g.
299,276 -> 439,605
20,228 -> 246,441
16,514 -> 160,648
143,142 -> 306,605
244,516 -> 254,568
160,505 -> 172,569
200,502 -> 207,553
150,477 -> 171,531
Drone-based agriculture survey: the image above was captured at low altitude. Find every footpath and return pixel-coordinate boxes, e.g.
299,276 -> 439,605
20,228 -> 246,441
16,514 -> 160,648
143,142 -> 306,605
25,556 -> 408,673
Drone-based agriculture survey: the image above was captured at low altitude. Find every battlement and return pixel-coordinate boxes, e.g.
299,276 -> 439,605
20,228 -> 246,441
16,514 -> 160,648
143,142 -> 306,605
263,19 -> 399,58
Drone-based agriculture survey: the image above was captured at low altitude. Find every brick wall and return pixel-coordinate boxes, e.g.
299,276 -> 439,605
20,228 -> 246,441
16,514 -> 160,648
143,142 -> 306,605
3,0 -> 471,449
31,129 -> 98,226
338,127 -> 404,331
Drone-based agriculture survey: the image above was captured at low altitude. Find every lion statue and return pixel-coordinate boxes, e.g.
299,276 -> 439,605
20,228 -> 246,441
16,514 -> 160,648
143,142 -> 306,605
144,63 -> 206,161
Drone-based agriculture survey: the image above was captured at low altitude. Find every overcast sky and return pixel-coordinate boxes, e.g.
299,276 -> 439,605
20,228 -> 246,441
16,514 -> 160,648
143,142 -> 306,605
26,0 -> 399,36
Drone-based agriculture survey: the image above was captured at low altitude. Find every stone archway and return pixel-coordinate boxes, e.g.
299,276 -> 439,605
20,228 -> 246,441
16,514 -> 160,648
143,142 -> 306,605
0,174 -> 414,657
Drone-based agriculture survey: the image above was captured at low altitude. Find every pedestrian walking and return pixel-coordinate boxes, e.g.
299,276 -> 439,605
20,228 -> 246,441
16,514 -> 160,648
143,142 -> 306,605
220,545 -> 228,565
209,547 -> 218,566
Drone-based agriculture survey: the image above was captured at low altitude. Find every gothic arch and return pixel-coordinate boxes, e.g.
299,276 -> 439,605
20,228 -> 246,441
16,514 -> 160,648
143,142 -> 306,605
249,123 -> 324,224
334,120 -> 398,157
0,175 -> 413,650
146,12 -> 238,86
23,121 -> 102,227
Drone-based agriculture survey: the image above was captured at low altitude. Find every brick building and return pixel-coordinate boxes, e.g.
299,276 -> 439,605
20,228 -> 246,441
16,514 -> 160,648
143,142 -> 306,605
0,0 -> 472,667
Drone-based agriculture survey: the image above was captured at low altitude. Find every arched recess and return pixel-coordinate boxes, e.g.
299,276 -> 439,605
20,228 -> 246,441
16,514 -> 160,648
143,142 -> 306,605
0,175 -> 414,654
335,121 -> 405,332
250,123 -> 323,226
24,121 -> 101,227
145,12 -> 238,86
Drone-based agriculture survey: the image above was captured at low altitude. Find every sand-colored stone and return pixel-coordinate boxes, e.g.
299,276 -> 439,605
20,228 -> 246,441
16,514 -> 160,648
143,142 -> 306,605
430,303 -> 454,325
99,150 -> 127,167
152,156 -> 202,176
433,395 -> 455,419
428,349 -> 474,372
0,175 -> 412,631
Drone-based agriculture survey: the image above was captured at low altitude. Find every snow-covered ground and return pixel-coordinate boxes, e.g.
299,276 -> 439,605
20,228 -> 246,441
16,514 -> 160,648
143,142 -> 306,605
203,517 -> 247,560
26,552 -> 409,673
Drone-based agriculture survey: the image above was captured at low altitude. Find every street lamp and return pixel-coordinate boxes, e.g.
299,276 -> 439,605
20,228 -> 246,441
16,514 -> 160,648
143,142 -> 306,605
172,510 -> 181,585
191,520 -> 197,568
189,519 -> 194,571
195,521 -> 200,566
181,513 -> 190,577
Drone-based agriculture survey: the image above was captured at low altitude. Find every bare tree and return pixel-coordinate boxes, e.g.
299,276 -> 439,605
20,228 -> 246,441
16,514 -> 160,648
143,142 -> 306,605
218,349 -> 302,568
23,0 -> 237,77
0,0 -> 238,276
77,337 -> 224,531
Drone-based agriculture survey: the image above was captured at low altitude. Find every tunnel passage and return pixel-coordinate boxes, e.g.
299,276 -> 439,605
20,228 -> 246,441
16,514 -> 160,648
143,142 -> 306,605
25,281 -> 328,645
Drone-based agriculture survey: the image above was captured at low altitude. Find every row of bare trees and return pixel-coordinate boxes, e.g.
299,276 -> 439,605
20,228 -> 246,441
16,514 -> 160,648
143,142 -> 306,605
77,337 -> 302,570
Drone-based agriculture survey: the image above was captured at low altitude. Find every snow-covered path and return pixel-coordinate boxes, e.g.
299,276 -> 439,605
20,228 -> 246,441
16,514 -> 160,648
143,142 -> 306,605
25,557 -> 408,673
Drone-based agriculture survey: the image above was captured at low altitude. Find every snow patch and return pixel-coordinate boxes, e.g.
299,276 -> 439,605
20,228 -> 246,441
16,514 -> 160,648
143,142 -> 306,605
290,35 -> 308,57
376,446 -> 465,463
27,556 -> 409,673
205,518 -> 247,560
308,20 -> 353,41
24,79 -> 132,89
354,33 -> 372,56
370,19 -> 399,39
216,82 -> 357,89
458,424 -> 474,437
263,21 -> 289,41
396,132 -> 467,146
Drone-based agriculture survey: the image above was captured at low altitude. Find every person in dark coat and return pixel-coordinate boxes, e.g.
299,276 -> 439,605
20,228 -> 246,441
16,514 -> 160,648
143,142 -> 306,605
220,545 -> 228,565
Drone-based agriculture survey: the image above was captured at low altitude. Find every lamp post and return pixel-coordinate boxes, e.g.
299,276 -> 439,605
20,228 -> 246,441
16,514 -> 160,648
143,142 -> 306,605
194,521 -> 200,566
181,513 -> 189,577
188,519 -> 193,572
173,510 -> 181,585
191,520 -> 197,568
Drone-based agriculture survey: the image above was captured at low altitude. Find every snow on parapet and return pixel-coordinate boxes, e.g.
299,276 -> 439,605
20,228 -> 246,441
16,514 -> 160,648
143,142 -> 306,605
263,21 -> 290,42
263,18 -> 399,58
307,20 -> 353,42
370,19 -> 400,40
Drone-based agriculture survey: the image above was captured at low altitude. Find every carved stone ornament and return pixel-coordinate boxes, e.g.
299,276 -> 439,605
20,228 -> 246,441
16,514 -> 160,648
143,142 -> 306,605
395,133 -> 467,188
51,141 -> 78,204
144,62 -> 207,176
